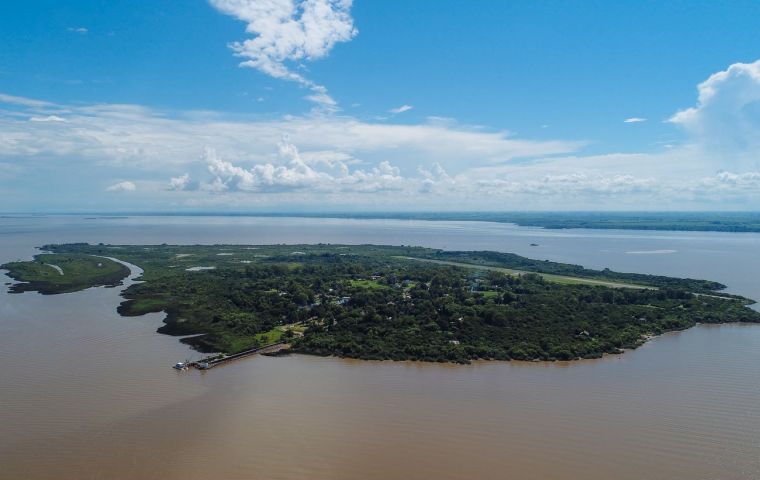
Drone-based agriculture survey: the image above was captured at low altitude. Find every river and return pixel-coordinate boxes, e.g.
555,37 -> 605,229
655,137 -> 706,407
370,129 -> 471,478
1,215 -> 759,479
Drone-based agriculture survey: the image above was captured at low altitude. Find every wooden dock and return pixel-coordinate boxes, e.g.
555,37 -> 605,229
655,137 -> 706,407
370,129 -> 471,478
187,342 -> 291,370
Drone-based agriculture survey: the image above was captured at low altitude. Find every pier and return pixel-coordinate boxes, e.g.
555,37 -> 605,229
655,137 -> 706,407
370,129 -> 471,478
184,342 -> 291,370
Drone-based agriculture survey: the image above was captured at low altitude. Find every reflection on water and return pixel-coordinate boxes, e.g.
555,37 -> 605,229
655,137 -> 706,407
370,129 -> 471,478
1,216 -> 760,479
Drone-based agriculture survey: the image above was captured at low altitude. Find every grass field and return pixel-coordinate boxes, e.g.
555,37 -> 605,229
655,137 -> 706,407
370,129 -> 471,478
349,279 -> 390,290
479,290 -> 500,298
396,257 -> 652,289
215,328 -> 285,354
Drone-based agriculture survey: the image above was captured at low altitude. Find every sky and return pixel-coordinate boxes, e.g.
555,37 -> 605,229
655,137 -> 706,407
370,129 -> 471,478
1,0 -> 760,212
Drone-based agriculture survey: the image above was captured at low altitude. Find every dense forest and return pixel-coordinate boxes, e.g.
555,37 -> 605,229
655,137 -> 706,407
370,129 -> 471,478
3,243 -> 758,363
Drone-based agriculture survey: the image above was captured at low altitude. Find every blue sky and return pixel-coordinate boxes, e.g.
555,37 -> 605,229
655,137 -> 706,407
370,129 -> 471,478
1,0 -> 760,212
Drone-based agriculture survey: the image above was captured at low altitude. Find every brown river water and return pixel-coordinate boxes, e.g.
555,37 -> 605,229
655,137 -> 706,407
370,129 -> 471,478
1,216 -> 760,480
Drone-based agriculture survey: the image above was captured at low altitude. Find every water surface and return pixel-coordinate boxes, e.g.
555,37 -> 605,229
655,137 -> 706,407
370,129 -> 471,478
2,216 -> 759,479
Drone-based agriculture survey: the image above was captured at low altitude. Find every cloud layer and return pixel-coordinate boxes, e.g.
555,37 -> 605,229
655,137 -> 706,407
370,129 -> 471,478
2,59 -> 760,211
0,95 -> 580,171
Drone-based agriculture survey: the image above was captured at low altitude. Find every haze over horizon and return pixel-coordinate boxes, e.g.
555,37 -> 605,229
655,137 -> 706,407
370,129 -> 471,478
2,1 -> 760,212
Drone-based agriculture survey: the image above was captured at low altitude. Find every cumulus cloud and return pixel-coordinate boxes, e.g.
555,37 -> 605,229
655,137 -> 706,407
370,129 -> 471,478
669,59 -> 760,170
106,181 -> 136,192
168,173 -> 196,191
623,117 -> 646,123
390,104 -> 413,114
696,171 -> 760,191
418,162 -> 454,193
209,0 -> 357,109
200,142 -> 405,193
336,160 -> 405,192
205,143 -> 327,191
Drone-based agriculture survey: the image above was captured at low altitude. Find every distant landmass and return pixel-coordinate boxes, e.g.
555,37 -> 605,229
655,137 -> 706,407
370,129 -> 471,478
76,211 -> 760,233
245,212 -> 760,233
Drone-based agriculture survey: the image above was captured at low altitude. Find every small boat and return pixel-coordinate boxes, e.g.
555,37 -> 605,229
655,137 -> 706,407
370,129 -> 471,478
197,362 -> 210,370
173,362 -> 187,370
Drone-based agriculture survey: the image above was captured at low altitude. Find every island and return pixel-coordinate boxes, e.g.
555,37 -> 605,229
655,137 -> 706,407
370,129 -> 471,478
3,243 -> 759,363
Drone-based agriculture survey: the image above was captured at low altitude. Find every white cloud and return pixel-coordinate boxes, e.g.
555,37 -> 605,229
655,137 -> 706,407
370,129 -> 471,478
696,170 -> 760,191
209,0 -> 357,109
623,117 -> 646,123
390,104 -> 413,114
106,181 -> 136,192
0,93 -> 581,170
168,173 -> 195,191
204,144 -> 327,191
29,115 -> 66,123
303,89 -> 337,108
200,143 -> 405,193
418,162 -> 454,193
67,27 -> 88,34
479,173 -> 654,196
0,93 -> 53,108
669,59 -> 760,171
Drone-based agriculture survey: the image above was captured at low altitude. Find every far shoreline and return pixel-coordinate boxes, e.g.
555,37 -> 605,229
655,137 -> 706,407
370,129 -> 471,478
4,212 -> 760,234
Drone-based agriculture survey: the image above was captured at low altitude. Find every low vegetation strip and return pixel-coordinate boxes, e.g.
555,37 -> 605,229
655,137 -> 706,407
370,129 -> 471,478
409,250 -> 727,294
3,243 -> 758,363
394,257 -> 652,289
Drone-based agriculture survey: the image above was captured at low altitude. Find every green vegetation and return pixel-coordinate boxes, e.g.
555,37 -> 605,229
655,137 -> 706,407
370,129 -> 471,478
4,243 -> 759,363
1,253 -> 130,294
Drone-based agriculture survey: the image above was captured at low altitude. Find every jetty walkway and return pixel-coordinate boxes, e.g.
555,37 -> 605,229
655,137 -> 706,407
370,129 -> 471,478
187,342 -> 291,370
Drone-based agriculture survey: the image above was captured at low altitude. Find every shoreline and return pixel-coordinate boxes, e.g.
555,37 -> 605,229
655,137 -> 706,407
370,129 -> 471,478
5,212 -> 760,234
